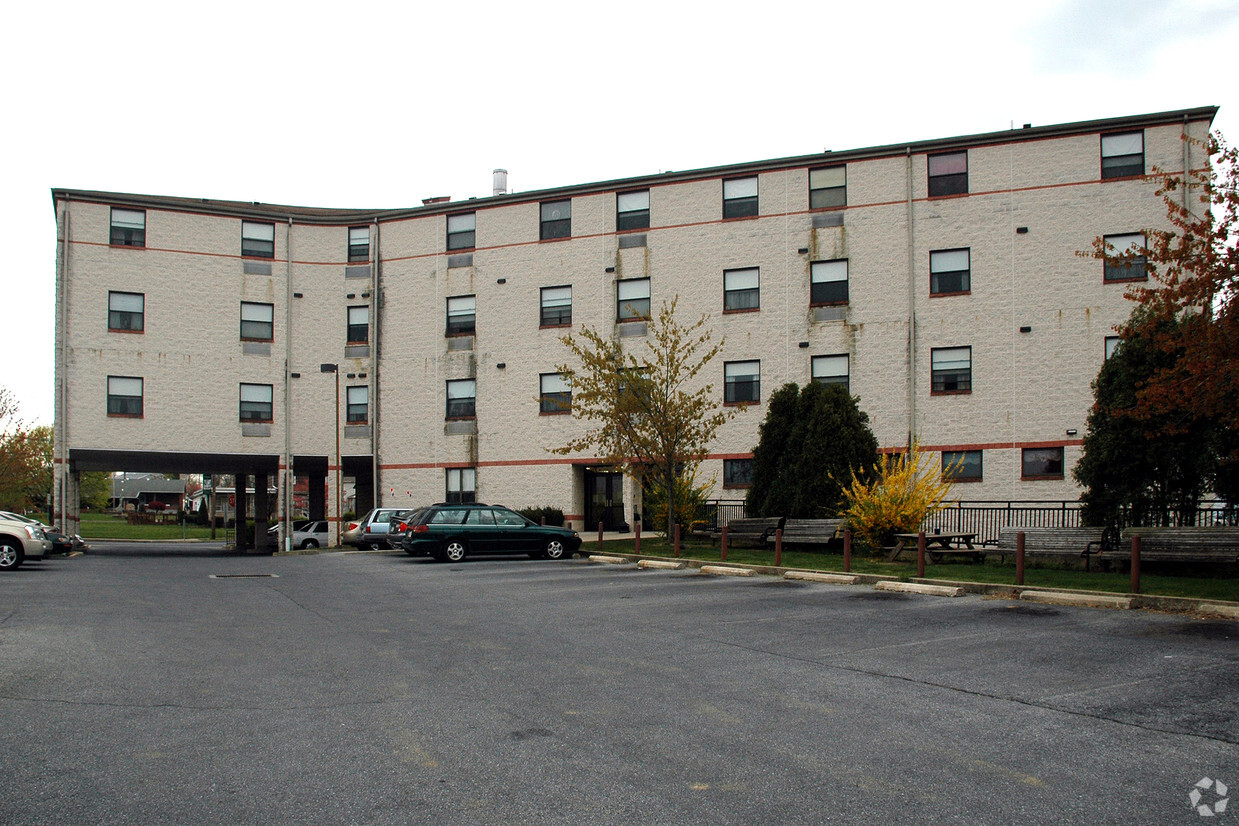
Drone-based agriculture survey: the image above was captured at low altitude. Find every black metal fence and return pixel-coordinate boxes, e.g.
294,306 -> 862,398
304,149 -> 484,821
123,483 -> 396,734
699,499 -> 747,530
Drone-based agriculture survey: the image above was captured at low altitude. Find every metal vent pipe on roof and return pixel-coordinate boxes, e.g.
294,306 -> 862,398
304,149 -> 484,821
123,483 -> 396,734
493,169 -> 508,196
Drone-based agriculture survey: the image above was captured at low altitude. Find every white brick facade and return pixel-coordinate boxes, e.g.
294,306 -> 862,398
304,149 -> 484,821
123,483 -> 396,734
52,107 -> 1218,536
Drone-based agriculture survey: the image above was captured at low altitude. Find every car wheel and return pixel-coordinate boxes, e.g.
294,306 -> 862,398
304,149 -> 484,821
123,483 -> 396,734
443,540 -> 467,562
301,539 -> 319,549
543,538 -> 567,560
0,541 -> 23,571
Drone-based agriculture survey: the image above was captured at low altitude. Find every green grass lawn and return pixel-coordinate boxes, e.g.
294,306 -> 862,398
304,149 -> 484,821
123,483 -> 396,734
78,512 -> 217,541
588,536 -> 1239,603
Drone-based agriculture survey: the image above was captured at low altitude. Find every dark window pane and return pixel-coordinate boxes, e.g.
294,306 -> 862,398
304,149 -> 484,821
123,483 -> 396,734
239,402 -> 272,421
931,368 -> 971,393
928,173 -> 968,197
347,324 -> 368,343
540,392 -> 571,414
446,315 -> 476,335
724,288 -> 760,311
1102,154 -> 1143,179
617,298 -> 650,321
110,227 -> 145,247
724,459 -> 753,487
541,305 -> 571,326
241,320 -> 273,340
723,197 -> 758,219
242,238 -> 274,258
1104,257 -> 1147,282
447,230 -> 476,250
1022,448 -> 1064,478
107,395 -> 143,416
447,398 -> 476,418
109,311 -> 144,331
725,378 -> 760,404
617,210 -> 650,231
943,451 -> 982,481
809,187 -> 846,210
810,281 -> 848,305
930,270 -> 970,294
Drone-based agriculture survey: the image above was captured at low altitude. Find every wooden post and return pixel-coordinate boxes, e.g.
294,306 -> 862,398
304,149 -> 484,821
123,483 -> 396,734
774,528 -> 783,568
634,521 -> 641,555
597,521 -> 603,552
917,531 -> 926,578
720,525 -> 729,562
1016,530 -> 1025,586
843,529 -> 852,573
1131,534 -> 1141,595
674,524 -> 680,558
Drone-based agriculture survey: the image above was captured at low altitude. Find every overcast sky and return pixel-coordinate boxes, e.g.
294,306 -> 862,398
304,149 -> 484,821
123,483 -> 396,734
5,0 -> 1236,426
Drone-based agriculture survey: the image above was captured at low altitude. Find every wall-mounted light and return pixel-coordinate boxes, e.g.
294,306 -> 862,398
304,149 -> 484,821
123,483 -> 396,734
1016,227 -> 1029,234
497,278 -> 506,284
346,293 -> 356,299
1066,429 -> 1078,436
293,292 -> 303,298
361,292 -> 370,298
797,248 -> 809,255
497,362 -> 507,369
798,341 -> 810,348
1019,326 -> 1032,333
605,267 -> 616,273
346,373 -> 356,379
290,372 -> 301,379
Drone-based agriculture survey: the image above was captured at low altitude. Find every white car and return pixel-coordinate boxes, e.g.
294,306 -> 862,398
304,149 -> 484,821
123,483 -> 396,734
0,514 -> 52,571
267,520 -> 330,550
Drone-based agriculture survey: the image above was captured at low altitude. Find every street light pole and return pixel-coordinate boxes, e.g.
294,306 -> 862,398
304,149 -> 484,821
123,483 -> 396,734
321,363 -> 340,548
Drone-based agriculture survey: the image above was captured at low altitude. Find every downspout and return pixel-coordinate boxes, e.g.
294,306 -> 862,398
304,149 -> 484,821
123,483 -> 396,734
284,217 -> 294,552
905,147 -> 917,446
371,219 -> 381,509
1182,114 -> 1191,215
56,203 -> 70,534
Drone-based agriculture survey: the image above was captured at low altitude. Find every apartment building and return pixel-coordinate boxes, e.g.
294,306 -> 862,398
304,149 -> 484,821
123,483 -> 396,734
51,106 -> 1218,544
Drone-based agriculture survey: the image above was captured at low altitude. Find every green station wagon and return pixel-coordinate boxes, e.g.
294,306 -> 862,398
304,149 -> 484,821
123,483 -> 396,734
397,503 -> 581,562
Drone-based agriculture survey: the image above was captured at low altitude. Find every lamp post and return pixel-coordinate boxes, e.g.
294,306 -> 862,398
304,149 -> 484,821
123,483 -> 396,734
321,363 -> 341,548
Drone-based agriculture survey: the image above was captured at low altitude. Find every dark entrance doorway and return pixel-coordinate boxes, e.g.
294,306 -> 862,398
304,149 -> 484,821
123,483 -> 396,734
583,467 -> 626,532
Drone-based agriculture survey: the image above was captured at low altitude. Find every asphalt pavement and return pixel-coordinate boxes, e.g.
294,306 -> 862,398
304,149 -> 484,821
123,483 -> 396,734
1,544 -> 1236,824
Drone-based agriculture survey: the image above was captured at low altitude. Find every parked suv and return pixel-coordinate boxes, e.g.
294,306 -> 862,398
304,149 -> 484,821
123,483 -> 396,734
0,514 -> 52,571
398,503 -> 581,562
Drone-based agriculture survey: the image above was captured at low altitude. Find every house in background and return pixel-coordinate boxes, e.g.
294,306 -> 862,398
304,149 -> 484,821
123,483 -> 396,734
110,475 -> 186,512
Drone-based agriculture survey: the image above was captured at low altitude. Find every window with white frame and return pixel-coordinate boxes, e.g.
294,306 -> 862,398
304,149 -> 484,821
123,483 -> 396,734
617,278 -> 650,321
446,379 -> 476,419
346,386 -> 369,423
107,376 -> 143,417
931,347 -> 972,394
446,467 -> 477,504
724,458 -> 754,488
539,373 -> 571,414
930,248 -> 971,295
540,200 -> 571,240
110,208 -> 146,247
810,259 -> 848,306
1105,336 -> 1120,360
240,301 -> 274,341
812,354 -> 849,390
1101,131 -> 1143,179
347,305 -> 369,344
1022,447 -> 1064,479
108,291 -> 144,332
348,226 -> 369,263
617,190 -> 650,231
809,166 -> 846,209
928,151 -> 968,197
241,221 -> 275,259
239,383 -> 273,422
723,177 -> 758,219
1103,233 -> 1148,282
724,360 -> 760,404
942,450 -> 982,482
447,213 -> 476,250
723,268 -> 759,312
540,285 -> 572,327
446,295 -> 476,336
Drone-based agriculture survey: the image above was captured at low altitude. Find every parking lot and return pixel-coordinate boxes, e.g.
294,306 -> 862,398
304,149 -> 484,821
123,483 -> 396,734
2,545 -> 1237,824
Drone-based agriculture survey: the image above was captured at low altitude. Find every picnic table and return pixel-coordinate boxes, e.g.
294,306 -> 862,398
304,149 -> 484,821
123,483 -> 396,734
889,532 -> 981,562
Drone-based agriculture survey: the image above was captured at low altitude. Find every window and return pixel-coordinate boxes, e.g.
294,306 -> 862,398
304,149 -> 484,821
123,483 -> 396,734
540,199 -> 571,240
346,386 -> 369,423
240,301 -> 274,341
110,208 -> 145,247
239,383 -> 273,422
107,376 -> 143,417
347,306 -> 369,344
809,166 -> 846,209
1103,233 -> 1148,282
942,450 -> 982,482
540,286 -> 572,327
539,373 -> 571,414
446,295 -> 476,336
446,467 -> 477,504
810,259 -> 848,306
241,221 -> 275,259
930,248 -> 971,295
617,278 -> 650,321
723,177 -> 758,219
928,151 -> 968,197
931,347 -> 972,394
447,213 -> 476,250
617,190 -> 650,231
723,458 -> 754,488
1101,131 -> 1143,179
812,354 -> 849,390
723,268 -> 760,312
348,226 -> 369,263
108,291 -> 144,332
1105,336 -> 1120,360
446,379 -> 476,419
724,360 -> 760,404
1022,447 -> 1064,479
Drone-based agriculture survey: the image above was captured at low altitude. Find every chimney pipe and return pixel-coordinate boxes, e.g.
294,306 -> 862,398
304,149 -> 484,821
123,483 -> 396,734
492,168 -> 508,197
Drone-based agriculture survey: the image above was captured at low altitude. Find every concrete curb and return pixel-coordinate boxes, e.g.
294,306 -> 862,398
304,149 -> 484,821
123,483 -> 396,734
784,571 -> 858,585
588,555 -> 631,565
638,560 -> 686,570
1020,590 -> 1133,610
875,581 -> 964,597
699,565 -> 756,577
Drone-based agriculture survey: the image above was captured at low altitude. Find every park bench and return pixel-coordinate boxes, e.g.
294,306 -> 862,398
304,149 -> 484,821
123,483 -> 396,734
995,527 -> 1106,567
1103,527 -> 1239,565
723,517 -> 784,547
766,518 -> 846,548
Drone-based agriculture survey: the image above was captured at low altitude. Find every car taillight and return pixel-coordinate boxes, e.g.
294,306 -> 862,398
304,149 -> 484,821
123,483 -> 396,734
347,522 -> 359,531
397,522 -> 408,532
412,524 -> 429,533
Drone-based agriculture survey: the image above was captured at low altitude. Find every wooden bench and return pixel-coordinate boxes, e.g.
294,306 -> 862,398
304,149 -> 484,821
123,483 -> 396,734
995,527 -> 1106,566
766,518 -> 845,548
724,517 -> 784,547
1106,527 -> 1239,564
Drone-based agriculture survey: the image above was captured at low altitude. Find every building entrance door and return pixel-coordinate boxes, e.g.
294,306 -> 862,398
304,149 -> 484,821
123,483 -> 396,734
583,467 -> 625,532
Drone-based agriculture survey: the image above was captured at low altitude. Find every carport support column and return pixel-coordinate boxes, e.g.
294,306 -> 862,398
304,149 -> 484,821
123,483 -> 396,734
235,473 -> 249,553
254,472 -> 270,555
308,472 -> 327,521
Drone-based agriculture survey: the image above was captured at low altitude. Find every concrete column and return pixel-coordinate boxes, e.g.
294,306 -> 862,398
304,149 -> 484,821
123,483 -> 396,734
254,472 -> 270,554
308,473 -> 327,521
235,473 -> 249,553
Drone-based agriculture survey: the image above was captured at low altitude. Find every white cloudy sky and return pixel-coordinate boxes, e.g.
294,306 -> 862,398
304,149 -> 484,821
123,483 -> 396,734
4,0 -> 1236,426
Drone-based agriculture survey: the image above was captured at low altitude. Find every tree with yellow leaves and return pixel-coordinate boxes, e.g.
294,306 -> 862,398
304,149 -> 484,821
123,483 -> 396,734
839,440 -> 956,551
